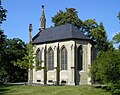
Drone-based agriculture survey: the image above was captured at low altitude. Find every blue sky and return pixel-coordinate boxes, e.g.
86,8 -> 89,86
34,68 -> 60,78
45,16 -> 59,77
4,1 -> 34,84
2,0 -> 120,43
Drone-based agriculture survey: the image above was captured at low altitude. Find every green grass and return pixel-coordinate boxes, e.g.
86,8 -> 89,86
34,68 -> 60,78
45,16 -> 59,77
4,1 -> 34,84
0,84 -> 111,95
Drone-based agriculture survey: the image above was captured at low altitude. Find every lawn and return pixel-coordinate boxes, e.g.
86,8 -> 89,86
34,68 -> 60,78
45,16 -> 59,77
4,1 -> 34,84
0,84 -> 110,95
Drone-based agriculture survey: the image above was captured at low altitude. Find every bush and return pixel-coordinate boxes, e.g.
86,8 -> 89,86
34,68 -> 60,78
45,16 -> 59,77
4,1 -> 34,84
109,83 -> 120,95
91,50 -> 120,94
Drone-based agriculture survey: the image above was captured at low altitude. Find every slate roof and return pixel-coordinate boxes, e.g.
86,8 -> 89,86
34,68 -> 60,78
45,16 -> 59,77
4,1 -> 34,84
32,23 -> 90,44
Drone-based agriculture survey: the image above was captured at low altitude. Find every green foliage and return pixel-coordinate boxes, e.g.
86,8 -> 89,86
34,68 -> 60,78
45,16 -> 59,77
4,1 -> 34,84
0,67 -> 8,82
82,19 -> 98,38
0,30 -> 6,44
35,60 -> 44,70
0,30 -> 7,64
0,38 -> 28,82
52,8 -> 82,28
91,50 -> 120,84
0,0 -> 7,59
117,11 -> 120,21
112,32 -> 120,50
82,21 -> 113,52
0,0 -> 7,24
13,43 -> 34,69
91,50 -> 120,94
112,32 -> 120,44
109,83 -> 120,95
0,31 -> 7,83
0,1 -> 28,83
13,43 -> 39,70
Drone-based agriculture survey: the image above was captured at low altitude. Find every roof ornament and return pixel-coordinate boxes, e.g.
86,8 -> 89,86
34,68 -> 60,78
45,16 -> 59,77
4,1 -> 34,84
39,5 -> 46,31
29,24 -> 33,43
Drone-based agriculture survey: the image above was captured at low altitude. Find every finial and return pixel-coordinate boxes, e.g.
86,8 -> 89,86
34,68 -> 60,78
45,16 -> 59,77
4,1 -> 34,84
42,5 -> 44,9
29,24 -> 32,31
39,5 -> 46,31
29,24 -> 32,43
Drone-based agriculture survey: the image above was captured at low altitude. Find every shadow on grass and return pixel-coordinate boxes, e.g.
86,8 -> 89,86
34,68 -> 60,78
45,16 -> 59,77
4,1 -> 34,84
0,84 -> 14,95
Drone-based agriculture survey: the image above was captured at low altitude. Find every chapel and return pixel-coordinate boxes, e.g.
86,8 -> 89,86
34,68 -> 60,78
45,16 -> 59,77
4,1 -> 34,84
28,5 -> 96,85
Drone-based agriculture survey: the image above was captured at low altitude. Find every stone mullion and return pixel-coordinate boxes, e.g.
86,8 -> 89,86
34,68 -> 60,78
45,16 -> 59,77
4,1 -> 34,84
40,46 -> 45,84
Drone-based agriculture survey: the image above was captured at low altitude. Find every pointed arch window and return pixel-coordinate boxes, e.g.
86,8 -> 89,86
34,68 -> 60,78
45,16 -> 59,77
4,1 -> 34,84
36,49 -> 42,66
61,47 -> 67,70
48,48 -> 54,70
78,46 -> 83,70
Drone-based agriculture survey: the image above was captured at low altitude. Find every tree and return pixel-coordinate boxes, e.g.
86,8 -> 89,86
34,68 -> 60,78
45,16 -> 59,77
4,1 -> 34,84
0,38 -> 28,83
0,38 -> 28,82
112,32 -> 120,50
0,1 -> 28,83
0,31 -> 7,83
82,20 -> 112,52
82,20 -> 113,52
91,50 -> 120,94
117,11 -> 120,21
52,8 -> 82,28
13,43 -> 38,70
0,0 -> 7,24
95,23 -> 113,51
0,0 -> 7,54
0,0 -> 8,83
0,0 -> 7,64
81,19 -> 98,38
52,8 -> 112,52
117,11 -> 120,49
112,32 -> 120,44
0,30 -> 7,58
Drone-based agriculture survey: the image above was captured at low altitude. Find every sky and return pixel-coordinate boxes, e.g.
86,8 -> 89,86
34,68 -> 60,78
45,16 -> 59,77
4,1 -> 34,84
1,0 -> 120,43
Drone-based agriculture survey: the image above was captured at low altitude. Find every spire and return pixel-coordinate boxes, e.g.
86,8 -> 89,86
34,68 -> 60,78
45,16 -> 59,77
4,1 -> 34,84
29,24 -> 32,43
39,5 -> 46,31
